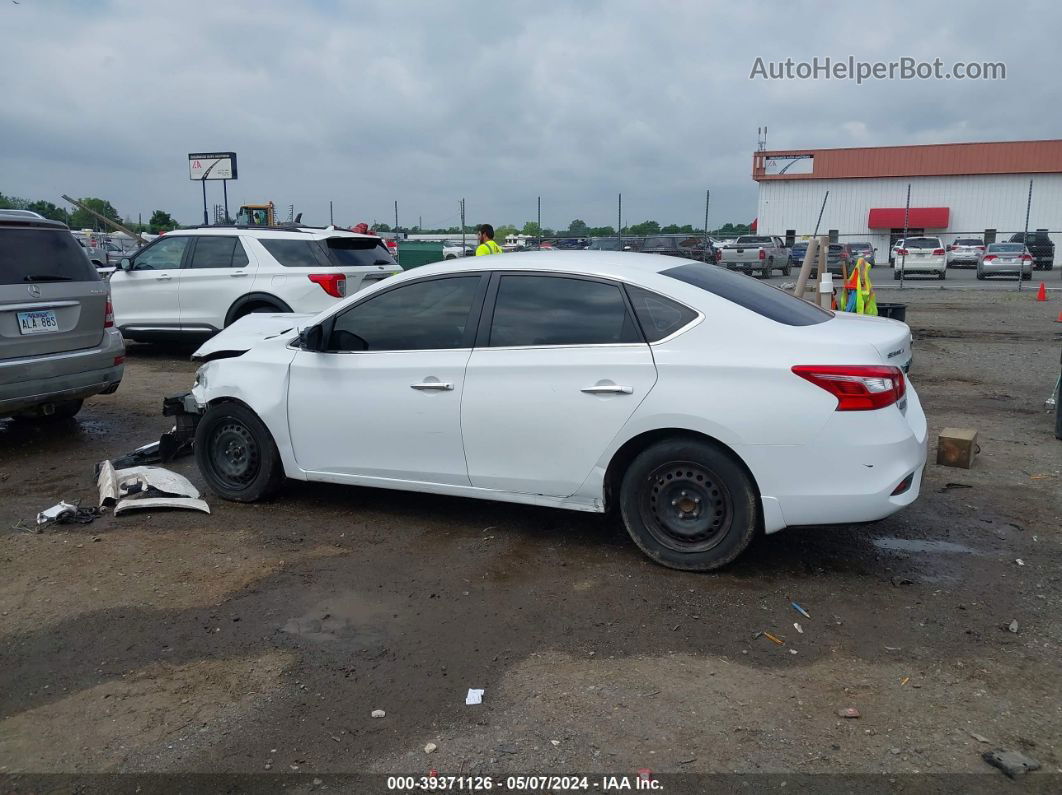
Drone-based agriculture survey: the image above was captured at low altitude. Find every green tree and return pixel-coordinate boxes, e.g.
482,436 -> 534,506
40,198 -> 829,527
568,219 -> 588,235
588,225 -> 616,237
628,220 -> 661,236
521,221 -> 542,236
0,193 -> 29,210
25,200 -> 70,224
148,210 -> 178,234
374,223 -> 392,233
69,197 -> 120,230
494,224 -> 519,240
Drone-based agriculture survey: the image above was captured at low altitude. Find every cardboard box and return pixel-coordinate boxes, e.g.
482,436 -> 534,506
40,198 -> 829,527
937,428 -> 979,469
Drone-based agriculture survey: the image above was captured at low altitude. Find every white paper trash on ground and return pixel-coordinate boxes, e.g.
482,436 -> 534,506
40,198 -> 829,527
465,688 -> 484,706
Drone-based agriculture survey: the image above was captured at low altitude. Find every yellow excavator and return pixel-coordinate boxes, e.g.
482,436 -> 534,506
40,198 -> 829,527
235,201 -> 276,226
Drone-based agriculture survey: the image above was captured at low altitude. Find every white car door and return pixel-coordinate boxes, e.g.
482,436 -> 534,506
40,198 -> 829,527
287,274 -> 486,485
109,235 -> 191,331
461,273 -> 658,497
178,235 -> 255,332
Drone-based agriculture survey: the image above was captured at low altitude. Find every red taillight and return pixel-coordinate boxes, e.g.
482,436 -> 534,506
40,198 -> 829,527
976,245 -> 985,250
792,365 -> 906,412
308,273 -> 347,298
932,248 -> 945,256
947,245 -> 956,251
715,249 -> 722,263
113,355 -> 125,366
104,297 -> 114,328
1021,253 -> 1034,261
897,248 -> 909,256
758,249 -> 766,260
983,254 -> 997,262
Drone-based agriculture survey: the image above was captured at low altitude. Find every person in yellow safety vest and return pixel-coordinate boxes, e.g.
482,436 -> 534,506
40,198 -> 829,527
475,224 -> 503,256
841,258 -> 878,315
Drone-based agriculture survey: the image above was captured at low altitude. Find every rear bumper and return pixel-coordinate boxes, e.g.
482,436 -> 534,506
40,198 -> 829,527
0,329 -> 125,415
741,385 -> 928,532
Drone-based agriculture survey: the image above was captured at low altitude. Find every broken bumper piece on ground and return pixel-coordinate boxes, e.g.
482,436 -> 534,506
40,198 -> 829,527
108,393 -> 201,469
97,460 -> 210,516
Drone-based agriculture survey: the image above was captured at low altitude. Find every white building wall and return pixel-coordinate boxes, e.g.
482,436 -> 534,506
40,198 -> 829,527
757,173 -> 1062,263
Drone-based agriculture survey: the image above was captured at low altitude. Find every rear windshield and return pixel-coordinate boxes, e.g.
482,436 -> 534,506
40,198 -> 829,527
643,237 -> 674,249
954,238 -> 983,246
589,239 -> 624,250
0,227 -> 98,284
663,263 -> 831,326
849,242 -> 872,249
322,236 -> 397,268
989,243 -> 1023,252
905,237 -> 941,249
736,236 -> 773,245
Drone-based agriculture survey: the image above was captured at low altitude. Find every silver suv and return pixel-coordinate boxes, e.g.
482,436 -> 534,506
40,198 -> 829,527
0,212 -> 125,420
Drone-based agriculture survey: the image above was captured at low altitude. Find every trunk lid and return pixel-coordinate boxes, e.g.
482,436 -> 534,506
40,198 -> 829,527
0,224 -> 106,361
814,312 -> 912,370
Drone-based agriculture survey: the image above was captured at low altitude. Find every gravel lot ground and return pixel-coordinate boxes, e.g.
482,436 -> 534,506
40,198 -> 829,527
1,287 -> 1059,790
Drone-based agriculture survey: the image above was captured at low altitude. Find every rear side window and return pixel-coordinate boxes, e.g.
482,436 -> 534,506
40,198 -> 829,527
259,238 -> 326,268
626,285 -> 698,342
188,236 -> 247,269
0,228 -> 99,284
322,236 -> 396,268
489,275 -> 642,347
663,263 -> 831,326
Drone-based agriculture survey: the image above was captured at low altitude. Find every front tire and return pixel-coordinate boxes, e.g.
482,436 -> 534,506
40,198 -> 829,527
782,257 -> 792,276
619,438 -> 758,571
195,402 -> 284,502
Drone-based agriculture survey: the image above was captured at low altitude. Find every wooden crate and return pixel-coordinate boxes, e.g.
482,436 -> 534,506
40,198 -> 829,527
937,428 -> 979,469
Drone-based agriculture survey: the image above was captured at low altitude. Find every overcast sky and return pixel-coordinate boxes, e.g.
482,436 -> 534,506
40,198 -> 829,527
2,0 -> 1058,230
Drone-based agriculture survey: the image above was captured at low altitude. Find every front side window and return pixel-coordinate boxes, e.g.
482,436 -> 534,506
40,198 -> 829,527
329,276 -> 481,352
189,236 -> 244,269
488,275 -> 641,347
133,236 -> 189,270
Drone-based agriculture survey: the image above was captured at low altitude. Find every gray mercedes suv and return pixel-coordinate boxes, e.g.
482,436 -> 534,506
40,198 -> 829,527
0,212 -> 124,420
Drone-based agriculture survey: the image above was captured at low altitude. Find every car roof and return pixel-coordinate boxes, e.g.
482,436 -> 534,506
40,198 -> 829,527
393,250 -> 683,282
0,213 -> 69,230
165,226 -> 379,241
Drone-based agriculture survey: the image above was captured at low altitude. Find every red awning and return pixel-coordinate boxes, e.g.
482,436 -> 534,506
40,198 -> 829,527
867,207 -> 949,229
749,217 -> 758,232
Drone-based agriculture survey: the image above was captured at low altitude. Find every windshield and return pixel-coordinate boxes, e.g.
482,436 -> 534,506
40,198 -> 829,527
0,227 -> 99,284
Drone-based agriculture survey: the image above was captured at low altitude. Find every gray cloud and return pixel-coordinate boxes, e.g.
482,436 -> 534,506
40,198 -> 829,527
1,0 -> 1057,229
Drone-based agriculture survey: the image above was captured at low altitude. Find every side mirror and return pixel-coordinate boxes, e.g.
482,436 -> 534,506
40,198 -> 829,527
299,325 -> 324,352
119,258 -> 133,271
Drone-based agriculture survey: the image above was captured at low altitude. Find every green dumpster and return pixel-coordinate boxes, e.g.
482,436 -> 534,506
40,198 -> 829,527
396,240 -> 446,269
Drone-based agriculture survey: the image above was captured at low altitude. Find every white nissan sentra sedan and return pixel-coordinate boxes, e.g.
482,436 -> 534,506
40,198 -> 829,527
173,252 -> 927,571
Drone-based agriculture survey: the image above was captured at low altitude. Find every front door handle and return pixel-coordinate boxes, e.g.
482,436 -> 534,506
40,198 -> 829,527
229,271 -> 248,278
581,384 -> 633,395
411,382 -> 454,391
155,274 -> 172,281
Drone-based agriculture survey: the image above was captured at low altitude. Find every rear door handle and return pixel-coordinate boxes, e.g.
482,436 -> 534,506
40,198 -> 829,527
411,382 -> 454,391
581,385 -> 633,395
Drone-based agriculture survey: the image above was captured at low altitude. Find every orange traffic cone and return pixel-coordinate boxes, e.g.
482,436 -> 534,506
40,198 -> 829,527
1056,310 -> 1062,322
1036,282 -> 1047,301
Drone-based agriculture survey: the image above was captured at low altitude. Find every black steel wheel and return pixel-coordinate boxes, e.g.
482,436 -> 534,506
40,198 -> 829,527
619,438 -> 758,571
195,402 -> 284,501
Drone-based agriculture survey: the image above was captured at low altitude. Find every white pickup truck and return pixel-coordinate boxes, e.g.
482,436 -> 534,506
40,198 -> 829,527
718,235 -> 791,277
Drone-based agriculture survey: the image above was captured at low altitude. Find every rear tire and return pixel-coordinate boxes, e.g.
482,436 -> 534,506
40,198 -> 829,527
976,271 -> 986,280
782,257 -> 792,277
939,270 -> 946,280
194,402 -> 284,502
893,270 -> 901,280
619,438 -> 758,571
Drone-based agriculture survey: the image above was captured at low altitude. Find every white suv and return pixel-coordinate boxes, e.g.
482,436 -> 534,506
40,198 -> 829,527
892,236 -> 947,280
110,227 -> 400,341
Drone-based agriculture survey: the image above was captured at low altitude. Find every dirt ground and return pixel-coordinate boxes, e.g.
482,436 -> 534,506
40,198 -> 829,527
1,288 -> 1060,789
